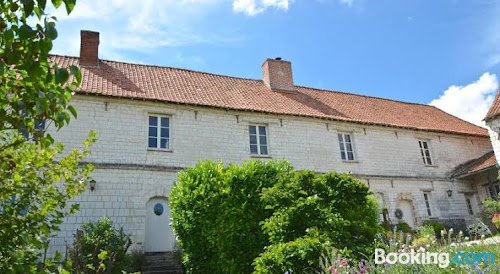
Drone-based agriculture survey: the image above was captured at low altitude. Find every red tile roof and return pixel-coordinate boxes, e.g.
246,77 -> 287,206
50,55 -> 489,137
485,88 -> 500,121
452,151 -> 497,178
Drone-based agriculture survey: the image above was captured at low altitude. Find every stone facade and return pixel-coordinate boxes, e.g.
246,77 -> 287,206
45,94 -> 492,255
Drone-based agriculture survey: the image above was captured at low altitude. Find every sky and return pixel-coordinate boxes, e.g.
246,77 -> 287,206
46,0 -> 500,127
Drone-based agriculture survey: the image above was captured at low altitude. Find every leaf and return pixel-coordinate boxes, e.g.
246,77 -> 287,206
67,105 -> 77,118
51,0 -> 63,8
55,68 -> 69,84
22,0 -> 35,16
37,0 -> 47,10
45,21 -> 58,40
63,0 -> 76,14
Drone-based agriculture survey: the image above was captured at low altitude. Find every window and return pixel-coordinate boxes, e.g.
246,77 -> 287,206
148,115 -> 170,149
423,192 -> 432,216
487,183 -> 500,199
418,140 -> 433,165
466,198 -> 474,215
249,125 -> 268,155
338,133 -> 355,161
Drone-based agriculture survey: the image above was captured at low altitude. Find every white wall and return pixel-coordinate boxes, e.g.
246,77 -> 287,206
46,95 -> 493,255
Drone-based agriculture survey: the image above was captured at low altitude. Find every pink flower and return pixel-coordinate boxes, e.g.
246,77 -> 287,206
341,259 -> 348,267
329,265 -> 334,271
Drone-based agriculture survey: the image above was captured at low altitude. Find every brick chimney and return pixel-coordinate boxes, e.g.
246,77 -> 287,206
262,57 -> 296,93
79,30 -> 99,67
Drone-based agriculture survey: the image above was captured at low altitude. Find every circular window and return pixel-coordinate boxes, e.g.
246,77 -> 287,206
154,203 -> 164,216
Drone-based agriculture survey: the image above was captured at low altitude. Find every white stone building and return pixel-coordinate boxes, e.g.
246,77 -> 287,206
46,31 -> 496,255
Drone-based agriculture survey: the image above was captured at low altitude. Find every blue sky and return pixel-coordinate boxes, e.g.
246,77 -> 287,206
48,0 -> 500,126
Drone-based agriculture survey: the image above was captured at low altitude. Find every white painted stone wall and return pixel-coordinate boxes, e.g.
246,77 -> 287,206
46,95 -> 493,255
486,118 -> 500,163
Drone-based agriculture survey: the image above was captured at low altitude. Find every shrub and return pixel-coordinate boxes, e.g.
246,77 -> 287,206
395,222 -> 412,233
424,221 -> 445,238
68,217 -> 132,273
170,160 -> 380,273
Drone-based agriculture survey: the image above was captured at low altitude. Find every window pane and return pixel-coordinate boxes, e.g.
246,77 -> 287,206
161,117 -> 169,127
160,138 -> 169,149
419,141 -> 423,149
149,127 -> 157,137
422,142 -> 428,149
250,135 -> 257,144
259,126 -> 266,136
259,135 -> 267,145
249,126 -> 256,135
161,128 -> 169,138
347,152 -> 354,160
346,143 -> 353,152
149,116 -> 158,126
426,157 -> 432,165
340,151 -> 346,160
250,144 -> 258,154
260,145 -> 268,155
425,150 -> 431,158
344,134 -> 351,142
148,137 -> 157,148
338,134 -> 343,142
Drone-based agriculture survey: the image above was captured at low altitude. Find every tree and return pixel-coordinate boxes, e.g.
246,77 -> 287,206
0,0 -> 81,149
0,0 -> 97,272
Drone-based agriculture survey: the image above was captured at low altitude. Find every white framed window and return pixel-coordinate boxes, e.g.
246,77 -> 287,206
249,125 -> 268,156
418,140 -> 433,165
423,192 -> 432,216
486,183 -> 500,199
338,133 -> 356,161
148,115 -> 170,149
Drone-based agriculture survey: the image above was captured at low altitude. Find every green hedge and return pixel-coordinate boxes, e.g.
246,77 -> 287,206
170,160 -> 380,273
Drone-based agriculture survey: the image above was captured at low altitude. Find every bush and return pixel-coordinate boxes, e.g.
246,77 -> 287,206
395,222 -> 412,233
424,221 -> 445,238
170,160 -> 380,273
68,217 -> 132,273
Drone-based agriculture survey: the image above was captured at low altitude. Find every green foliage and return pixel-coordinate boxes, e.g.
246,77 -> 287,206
482,198 -> 500,217
170,160 -> 291,273
0,132 -> 96,272
424,221 -> 445,238
395,222 -> 413,233
170,160 -> 380,273
68,217 -> 132,273
415,225 -> 436,240
0,0 -> 82,148
253,229 -> 333,274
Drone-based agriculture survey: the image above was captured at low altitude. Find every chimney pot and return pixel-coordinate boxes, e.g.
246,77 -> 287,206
80,30 -> 99,67
262,58 -> 296,93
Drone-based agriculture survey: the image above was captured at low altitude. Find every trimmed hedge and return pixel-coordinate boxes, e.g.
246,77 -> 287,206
170,160 -> 380,273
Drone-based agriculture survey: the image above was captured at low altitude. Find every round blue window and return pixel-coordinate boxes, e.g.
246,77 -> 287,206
154,203 -> 164,216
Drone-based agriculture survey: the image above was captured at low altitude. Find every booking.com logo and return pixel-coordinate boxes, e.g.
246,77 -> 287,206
375,248 -> 495,268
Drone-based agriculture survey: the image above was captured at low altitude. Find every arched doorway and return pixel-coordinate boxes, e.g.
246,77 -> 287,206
145,197 -> 175,252
399,200 -> 415,228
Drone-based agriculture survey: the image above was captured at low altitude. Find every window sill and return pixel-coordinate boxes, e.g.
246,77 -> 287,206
342,160 -> 359,163
424,164 -> 439,168
147,148 -> 173,153
250,154 -> 272,159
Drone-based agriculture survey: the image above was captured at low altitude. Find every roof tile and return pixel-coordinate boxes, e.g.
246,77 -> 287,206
50,55 -> 489,137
